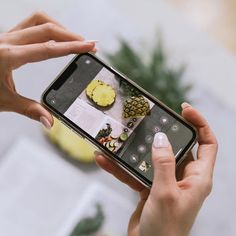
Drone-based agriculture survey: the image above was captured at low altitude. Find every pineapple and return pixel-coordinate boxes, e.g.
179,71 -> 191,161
92,84 -> 116,107
123,95 -> 150,118
86,80 -> 103,99
45,117 -> 97,163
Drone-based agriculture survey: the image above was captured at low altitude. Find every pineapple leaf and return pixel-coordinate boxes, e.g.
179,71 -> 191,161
70,203 -> 105,236
106,37 -> 192,113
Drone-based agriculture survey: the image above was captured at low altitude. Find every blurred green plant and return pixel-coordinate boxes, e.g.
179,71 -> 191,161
70,203 -> 105,236
106,39 -> 191,114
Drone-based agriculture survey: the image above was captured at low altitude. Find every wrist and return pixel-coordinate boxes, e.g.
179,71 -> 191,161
139,226 -> 190,236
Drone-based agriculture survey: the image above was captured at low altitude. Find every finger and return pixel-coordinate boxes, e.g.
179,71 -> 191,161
9,93 -> 53,127
3,23 -> 84,45
95,154 -> 146,192
181,103 -> 218,170
151,132 -> 177,193
9,11 -> 67,32
128,199 -> 146,236
181,103 -> 217,145
3,41 -> 96,69
3,72 -> 16,92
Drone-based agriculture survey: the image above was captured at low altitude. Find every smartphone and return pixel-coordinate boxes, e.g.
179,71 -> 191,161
42,53 -> 197,188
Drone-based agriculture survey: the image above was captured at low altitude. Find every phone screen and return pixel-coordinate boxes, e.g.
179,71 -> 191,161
43,54 -> 196,185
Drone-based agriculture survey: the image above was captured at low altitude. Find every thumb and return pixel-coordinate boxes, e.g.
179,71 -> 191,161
11,94 -> 53,129
151,132 -> 177,192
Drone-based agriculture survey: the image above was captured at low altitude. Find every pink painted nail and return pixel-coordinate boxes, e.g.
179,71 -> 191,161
40,116 -> 52,129
181,102 -> 191,109
85,40 -> 99,43
153,132 -> 169,149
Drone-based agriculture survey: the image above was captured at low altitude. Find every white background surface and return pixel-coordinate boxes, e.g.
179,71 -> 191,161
0,0 -> 236,235
0,138 -> 133,236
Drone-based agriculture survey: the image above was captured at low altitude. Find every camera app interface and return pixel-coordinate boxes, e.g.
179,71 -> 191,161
46,55 -> 194,183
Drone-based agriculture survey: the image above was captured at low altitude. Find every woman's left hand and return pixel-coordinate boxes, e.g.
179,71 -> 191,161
96,104 -> 218,236
0,11 -> 96,128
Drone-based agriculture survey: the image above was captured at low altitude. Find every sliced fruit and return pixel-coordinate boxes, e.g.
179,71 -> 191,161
119,132 -> 129,142
92,84 -> 116,107
105,142 -> 110,148
104,141 -> 116,152
108,146 -> 116,152
86,80 -> 103,99
109,140 -> 118,147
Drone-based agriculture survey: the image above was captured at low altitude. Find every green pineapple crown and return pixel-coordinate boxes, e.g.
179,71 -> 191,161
106,38 -> 191,114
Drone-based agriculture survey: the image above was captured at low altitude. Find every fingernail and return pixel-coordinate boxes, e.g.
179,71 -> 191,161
40,116 -> 52,130
181,102 -> 191,110
84,40 -> 99,43
47,40 -> 56,47
153,132 -> 169,149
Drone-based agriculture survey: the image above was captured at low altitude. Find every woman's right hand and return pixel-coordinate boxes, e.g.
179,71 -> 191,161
0,11 -> 96,128
96,103 -> 218,236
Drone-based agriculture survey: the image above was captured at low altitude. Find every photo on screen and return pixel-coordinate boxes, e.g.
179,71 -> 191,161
64,67 -> 155,154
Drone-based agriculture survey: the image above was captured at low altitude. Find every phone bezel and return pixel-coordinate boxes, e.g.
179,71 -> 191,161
41,53 -> 197,188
